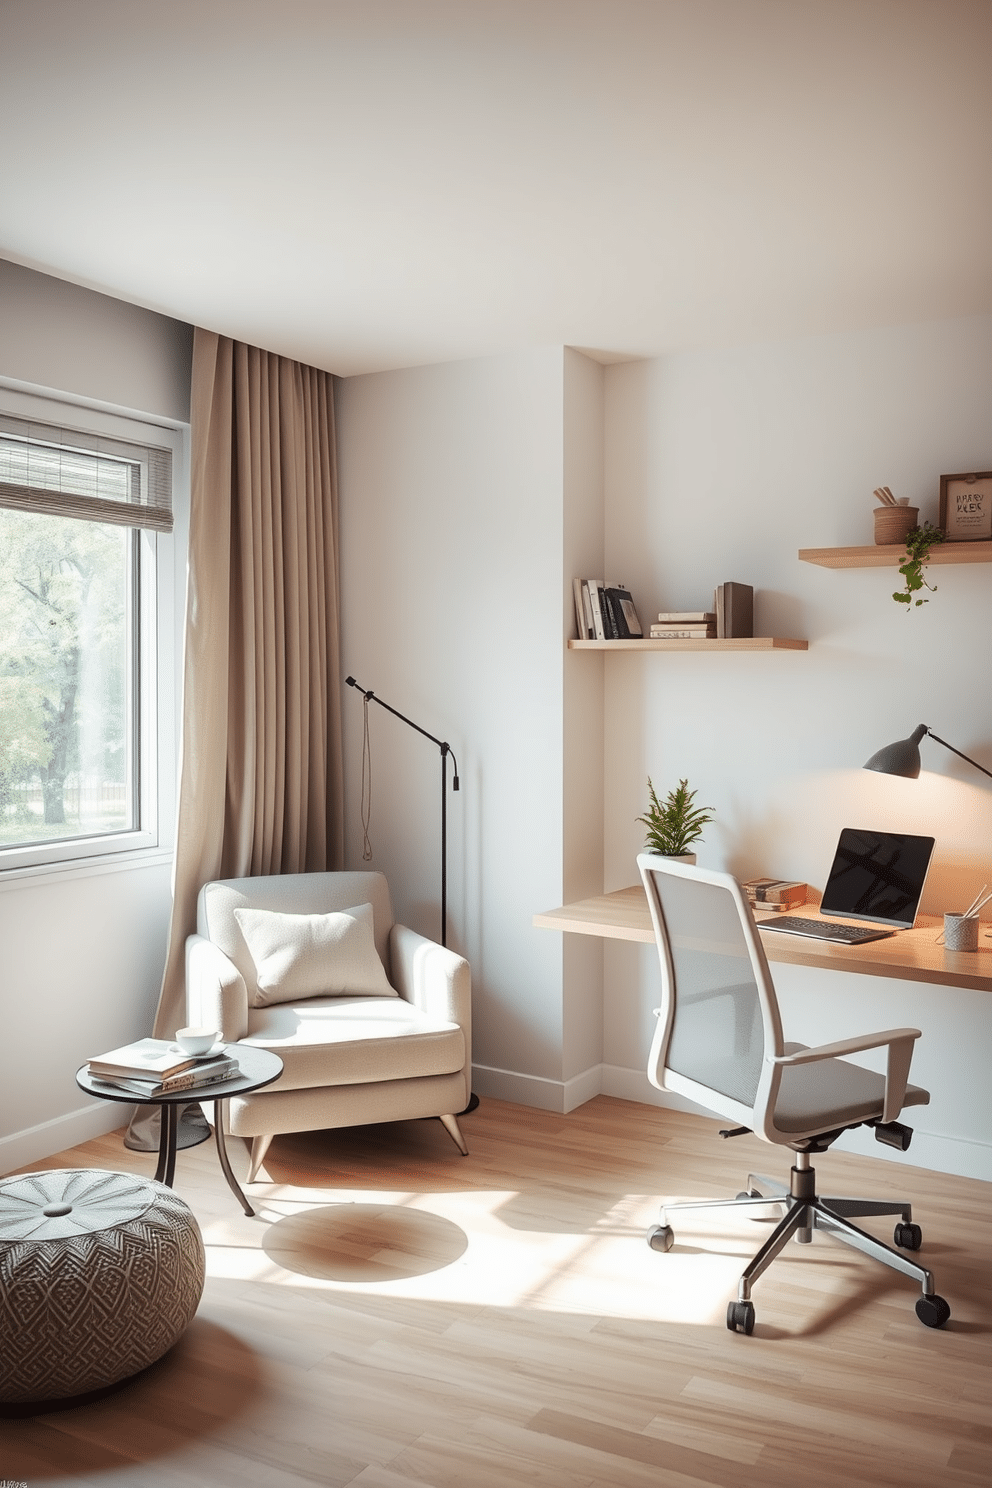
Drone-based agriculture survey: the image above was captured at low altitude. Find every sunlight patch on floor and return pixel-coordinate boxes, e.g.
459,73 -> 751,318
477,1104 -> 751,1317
200,1185 -> 748,1324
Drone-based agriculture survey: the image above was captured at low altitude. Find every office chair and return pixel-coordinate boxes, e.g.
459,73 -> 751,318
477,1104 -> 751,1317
637,853 -> 950,1334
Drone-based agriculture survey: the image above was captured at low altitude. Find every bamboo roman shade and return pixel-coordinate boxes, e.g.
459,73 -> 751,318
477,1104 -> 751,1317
0,413 -> 173,532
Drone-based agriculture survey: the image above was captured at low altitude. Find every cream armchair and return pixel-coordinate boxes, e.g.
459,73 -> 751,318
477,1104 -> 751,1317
186,870 -> 472,1180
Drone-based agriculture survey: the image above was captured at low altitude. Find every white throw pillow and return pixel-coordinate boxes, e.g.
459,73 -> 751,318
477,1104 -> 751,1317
233,902 -> 396,1007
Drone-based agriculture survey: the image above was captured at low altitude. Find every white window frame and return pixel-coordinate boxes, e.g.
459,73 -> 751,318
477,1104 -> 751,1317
0,381 -> 186,879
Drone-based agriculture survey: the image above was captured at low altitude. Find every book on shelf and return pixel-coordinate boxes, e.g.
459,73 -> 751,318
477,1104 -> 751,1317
87,1037 -> 199,1082
648,626 -> 715,640
742,877 -> 808,908
575,579 -> 641,639
573,578 -> 593,639
656,611 -> 715,624
714,582 -> 753,639
586,579 -> 607,639
604,585 -> 643,638
91,1052 -> 240,1098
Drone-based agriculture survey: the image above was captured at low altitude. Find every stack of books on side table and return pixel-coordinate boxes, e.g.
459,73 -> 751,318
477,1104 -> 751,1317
87,1037 -> 240,1098
649,611 -> 716,640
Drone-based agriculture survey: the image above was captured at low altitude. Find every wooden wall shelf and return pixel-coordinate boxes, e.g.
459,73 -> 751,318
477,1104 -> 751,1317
568,637 -> 808,652
799,541 -> 992,570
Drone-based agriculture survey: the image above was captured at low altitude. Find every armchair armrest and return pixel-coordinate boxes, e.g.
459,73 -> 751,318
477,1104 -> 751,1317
389,924 -> 471,1053
772,1027 -> 921,1124
186,934 -> 249,1043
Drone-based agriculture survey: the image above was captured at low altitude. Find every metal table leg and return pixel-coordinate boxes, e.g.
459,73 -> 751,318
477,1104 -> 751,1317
212,1098 -> 255,1216
154,1102 -> 179,1187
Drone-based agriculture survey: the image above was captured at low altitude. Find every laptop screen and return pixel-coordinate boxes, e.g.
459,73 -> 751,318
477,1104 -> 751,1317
819,828 -> 935,929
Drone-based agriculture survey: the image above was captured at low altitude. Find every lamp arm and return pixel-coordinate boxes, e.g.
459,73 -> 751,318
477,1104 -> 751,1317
347,675 -> 444,750
346,676 -> 460,785
346,675 -> 460,946
925,728 -> 992,781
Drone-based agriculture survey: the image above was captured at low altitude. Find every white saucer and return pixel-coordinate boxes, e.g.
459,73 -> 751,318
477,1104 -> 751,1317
170,1041 -> 226,1059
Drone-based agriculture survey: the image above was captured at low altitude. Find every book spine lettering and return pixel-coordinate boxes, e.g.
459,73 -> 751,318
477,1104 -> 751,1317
160,1062 -> 238,1094
649,628 -> 714,639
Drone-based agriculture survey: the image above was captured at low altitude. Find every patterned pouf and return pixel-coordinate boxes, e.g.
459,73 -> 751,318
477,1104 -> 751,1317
0,1167 -> 205,1407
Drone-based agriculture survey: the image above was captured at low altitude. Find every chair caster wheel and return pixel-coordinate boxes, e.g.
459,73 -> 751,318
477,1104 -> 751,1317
894,1222 -> 922,1250
915,1294 -> 950,1329
647,1224 -> 674,1253
727,1300 -> 755,1334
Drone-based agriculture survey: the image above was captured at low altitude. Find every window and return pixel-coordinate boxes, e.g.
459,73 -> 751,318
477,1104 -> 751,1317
0,389 -> 182,872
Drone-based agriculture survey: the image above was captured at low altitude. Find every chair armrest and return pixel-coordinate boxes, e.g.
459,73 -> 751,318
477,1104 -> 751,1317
389,924 -> 471,1050
186,934 -> 249,1043
772,1027 -> 921,1124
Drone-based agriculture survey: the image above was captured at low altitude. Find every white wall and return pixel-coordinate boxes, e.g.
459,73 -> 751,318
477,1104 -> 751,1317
337,347 -> 608,1110
0,261 -> 191,1173
600,313 -> 992,1179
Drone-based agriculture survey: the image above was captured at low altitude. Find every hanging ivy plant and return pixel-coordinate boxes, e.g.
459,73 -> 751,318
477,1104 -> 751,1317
893,523 -> 946,608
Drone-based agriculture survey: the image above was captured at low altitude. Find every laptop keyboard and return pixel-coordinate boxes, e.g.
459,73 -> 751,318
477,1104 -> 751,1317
758,915 -> 895,945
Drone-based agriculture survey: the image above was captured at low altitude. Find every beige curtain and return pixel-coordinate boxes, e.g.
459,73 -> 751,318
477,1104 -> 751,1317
127,331 -> 343,1150
157,329 -> 344,1037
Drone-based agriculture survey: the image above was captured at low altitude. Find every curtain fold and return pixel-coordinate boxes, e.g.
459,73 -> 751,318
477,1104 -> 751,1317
154,330 -> 344,1040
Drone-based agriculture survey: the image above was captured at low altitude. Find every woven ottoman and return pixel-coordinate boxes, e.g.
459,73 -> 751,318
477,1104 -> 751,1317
0,1167 -> 205,1408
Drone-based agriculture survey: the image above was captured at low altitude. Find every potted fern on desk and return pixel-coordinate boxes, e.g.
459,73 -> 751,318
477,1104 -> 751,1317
638,777 -> 714,863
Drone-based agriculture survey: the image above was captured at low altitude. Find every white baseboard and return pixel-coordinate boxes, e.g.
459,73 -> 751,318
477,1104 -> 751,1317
598,1064 -> 714,1117
0,1102 -> 129,1178
474,1062 -> 992,1184
9,1070 -> 989,1186
471,1061 -> 707,1116
833,1124 -> 992,1183
471,1061 -> 604,1114
471,1063 -> 570,1113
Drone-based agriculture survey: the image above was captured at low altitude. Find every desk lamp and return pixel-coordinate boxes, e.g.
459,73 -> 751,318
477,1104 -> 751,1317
864,724 -> 992,781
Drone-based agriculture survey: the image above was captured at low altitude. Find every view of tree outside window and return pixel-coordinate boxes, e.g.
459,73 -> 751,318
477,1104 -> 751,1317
0,507 -> 135,847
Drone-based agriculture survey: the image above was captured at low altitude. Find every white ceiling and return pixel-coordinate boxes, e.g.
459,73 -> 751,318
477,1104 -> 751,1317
2,0 -> 991,376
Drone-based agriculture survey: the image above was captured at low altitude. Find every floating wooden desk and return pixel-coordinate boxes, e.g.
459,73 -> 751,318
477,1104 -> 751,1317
534,885 -> 992,993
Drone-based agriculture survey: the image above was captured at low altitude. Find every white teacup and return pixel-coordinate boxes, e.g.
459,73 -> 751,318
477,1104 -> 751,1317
175,1026 -> 219,1055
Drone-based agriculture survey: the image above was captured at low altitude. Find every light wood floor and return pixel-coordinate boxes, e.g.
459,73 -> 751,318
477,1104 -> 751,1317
3,1096 -> 990,1488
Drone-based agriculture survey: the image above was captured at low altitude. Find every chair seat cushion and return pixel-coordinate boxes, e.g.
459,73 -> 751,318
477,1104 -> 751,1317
773,1042 -> 930,1134
239,996 -> 466,1091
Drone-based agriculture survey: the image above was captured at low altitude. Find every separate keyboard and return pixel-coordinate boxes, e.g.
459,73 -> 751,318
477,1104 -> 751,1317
757,915 -> 896,945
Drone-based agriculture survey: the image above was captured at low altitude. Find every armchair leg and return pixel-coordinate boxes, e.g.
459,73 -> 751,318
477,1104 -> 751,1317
439,1113 -> 469,1155
248,1133 -> 274,1182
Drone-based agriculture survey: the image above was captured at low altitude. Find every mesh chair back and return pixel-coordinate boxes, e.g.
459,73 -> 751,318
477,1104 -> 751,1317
638,857 -> 784,1115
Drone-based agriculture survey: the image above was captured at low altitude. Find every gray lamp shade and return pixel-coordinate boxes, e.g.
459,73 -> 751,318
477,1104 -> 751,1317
864,724 -> 928,778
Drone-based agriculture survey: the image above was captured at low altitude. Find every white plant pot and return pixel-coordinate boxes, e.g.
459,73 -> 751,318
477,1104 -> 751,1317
665,853 -> 696,865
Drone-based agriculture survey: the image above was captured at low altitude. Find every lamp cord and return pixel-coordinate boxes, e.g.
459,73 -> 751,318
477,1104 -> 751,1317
361,691 -> 373,861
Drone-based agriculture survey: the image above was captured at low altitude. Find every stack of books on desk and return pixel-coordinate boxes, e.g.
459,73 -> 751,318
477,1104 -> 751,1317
87,1038 -> 240,1097
649,611 -> 716,640
741,877 -> 808,909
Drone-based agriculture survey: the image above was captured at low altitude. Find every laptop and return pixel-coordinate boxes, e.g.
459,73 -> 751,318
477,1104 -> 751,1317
757,828 -> 936,945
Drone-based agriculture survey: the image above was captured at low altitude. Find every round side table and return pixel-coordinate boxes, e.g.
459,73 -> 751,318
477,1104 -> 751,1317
77,1044 -> 283,1216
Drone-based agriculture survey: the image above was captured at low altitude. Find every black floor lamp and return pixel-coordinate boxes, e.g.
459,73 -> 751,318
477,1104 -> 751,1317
345,676 -> 460,947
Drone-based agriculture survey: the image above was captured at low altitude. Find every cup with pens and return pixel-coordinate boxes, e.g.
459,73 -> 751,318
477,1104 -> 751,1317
939,884 -> 992,951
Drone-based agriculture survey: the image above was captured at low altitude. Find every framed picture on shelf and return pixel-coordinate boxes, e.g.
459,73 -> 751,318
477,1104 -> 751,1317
939,471 -> 992,542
